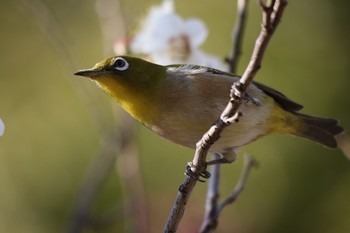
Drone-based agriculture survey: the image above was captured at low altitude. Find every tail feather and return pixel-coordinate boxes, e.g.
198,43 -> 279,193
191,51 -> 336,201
336,133 -> 350,160
294,113 -> 344,148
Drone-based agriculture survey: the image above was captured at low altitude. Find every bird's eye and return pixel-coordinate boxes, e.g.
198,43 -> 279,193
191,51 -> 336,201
112,57 -> 129,71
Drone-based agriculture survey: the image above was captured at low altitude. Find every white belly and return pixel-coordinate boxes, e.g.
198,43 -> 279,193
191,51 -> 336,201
150,69 -> 275,152
152,93 -> 273,153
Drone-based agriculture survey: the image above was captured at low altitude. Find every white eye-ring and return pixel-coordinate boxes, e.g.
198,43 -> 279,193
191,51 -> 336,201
112,57 -> 129,71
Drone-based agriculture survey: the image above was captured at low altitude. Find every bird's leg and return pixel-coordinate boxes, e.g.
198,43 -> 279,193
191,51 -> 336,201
185,151 -> 237,181
206,151 -> 237,166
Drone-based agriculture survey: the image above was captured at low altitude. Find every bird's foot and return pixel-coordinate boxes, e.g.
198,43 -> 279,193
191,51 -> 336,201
185,162 -> 211,182
206,151 -> 237,166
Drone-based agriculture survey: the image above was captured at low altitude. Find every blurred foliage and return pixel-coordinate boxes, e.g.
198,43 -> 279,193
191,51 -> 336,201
1,0 -> 350,232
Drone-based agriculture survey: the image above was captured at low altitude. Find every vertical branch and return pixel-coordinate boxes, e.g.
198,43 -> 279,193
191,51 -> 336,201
164,176 -> 198,233
228,0 -> 250,73
14,2 -> 127,231
199,155 -> 256,233
200,154 -> 221,233
217,154 -> 256,212
200,1 -> 250,232
68,0 -> 150,232
164,0 -> 288,232
239,0 -> 288,87
91,0 -> 150,232
95,0 -> 127,56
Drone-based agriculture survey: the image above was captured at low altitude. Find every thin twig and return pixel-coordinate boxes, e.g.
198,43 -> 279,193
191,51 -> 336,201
95,0 -> 127,56
70,0 -> 149,232
96,0 -> 151,230
201,0 -> 250,231
200,154 -> 221,233
14,2 -> 121,231
164,1 -> 288,232
228,0 -> 250,73
199,155 -> 256,233
17,0 -> 148,231
218,154 -> 256,212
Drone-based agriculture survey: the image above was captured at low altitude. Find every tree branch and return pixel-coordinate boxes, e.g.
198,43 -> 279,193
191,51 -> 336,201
200,154 -> 222,233
228,0 -> 250,73
68,1 -> 150,232
201,1 -> 250,231
164,1 -> 288,232
218,154 -> 256,212
199,155 -> 256,233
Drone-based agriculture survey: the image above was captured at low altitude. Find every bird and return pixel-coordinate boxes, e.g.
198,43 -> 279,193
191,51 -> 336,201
74,56 -> 349,164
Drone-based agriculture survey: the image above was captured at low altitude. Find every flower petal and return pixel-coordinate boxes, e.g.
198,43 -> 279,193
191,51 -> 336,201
184,19 -> 208,49
130,0 -> 176,53
0,118 -> 4,136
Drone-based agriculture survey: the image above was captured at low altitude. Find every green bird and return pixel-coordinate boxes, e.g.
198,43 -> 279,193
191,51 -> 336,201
75,56 -> 349,164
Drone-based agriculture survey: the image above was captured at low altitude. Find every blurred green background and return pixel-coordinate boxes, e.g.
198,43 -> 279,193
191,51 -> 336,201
1,0 -> 350,232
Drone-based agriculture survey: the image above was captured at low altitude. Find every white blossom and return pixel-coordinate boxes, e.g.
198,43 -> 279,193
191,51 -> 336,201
128,0 -> 228,71
0,118 -> 4,136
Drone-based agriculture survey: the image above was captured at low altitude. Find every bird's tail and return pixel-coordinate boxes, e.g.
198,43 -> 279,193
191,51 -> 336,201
294,113 -> 350,159
294,113 -> 343,148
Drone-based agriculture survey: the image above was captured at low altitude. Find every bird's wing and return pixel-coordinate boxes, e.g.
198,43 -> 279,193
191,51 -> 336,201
167,64 -> 303,112
252,81 -> 303,112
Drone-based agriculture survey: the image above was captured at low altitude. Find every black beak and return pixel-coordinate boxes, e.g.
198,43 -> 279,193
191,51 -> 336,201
74,68 -> 105,78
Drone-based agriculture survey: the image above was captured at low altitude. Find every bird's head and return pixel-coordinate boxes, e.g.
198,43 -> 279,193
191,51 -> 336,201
75,56 -> 166,93
75,56 -> 167,124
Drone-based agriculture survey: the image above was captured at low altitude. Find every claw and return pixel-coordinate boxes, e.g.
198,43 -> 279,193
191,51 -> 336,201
200,169 -> 211,179
185,162 -> 211,182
